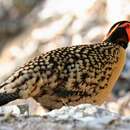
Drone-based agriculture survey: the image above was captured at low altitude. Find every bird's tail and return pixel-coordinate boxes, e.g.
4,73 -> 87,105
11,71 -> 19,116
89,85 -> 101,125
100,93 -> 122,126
0,81 -> 20,106
0,68 -> 42,106
0,90 -> 19,106
0,69 -> 26,106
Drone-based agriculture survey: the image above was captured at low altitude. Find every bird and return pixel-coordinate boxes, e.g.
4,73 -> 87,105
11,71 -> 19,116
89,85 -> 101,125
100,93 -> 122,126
0,21 -> 130,110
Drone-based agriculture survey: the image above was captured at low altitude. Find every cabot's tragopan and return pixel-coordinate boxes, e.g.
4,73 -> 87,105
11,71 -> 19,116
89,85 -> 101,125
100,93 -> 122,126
0,21 -> 130,110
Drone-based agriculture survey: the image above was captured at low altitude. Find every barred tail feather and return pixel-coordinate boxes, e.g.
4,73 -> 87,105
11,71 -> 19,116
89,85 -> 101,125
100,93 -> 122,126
0,91 -> 19,106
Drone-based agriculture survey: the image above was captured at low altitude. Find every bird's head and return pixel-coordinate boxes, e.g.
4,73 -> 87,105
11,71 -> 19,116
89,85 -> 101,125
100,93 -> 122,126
103,21 -> 130,49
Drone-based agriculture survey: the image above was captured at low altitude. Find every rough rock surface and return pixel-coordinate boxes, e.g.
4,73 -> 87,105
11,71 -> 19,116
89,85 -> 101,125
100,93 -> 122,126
0,104 -> 130,130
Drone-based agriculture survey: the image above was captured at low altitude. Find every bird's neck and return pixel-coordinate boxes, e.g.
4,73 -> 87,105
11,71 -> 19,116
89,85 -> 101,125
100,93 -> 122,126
118,41 -> 128,49
103,28 -> 129,49
104,39 -> 128,49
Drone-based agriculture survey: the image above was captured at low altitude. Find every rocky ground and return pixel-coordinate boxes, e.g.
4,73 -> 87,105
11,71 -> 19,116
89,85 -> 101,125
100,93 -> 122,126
0,0 -> 130,129
0,104 -> 130,130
